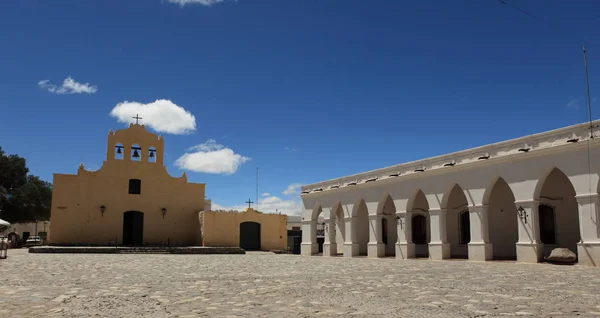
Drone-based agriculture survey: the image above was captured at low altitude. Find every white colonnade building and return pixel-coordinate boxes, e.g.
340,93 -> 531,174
300,121 -> 600,266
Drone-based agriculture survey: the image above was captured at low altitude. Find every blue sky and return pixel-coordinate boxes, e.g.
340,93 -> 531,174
0,0 -> 599,215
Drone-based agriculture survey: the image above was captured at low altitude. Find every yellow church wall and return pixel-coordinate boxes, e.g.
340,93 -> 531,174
201,209 -> 287,251
49,124 -> 205,246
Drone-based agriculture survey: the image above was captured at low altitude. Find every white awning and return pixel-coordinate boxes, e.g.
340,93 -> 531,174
0,219 -> 10,227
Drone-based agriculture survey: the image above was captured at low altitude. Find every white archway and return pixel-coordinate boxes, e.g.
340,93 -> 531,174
486,177 -> 518,260
443,184 -> 470,259
535,167 -> 580,260
408,189 -> 430,258
380,195 -> 397,257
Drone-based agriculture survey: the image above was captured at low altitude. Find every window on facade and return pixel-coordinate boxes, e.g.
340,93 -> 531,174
381,218 -> 388,245
539,205 -> 556,244
128,179 -> 141,195
459,211 -> 471,245
412,214 -> 427,245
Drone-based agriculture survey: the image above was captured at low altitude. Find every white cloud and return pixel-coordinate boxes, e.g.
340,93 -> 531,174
262,192 -> 270,197
167,0 -> 227,6
38,77 -> 98,95
284,146 -> 297,152
567,98 -> 579,109
282,183 -> 303,196
109,99 -> 196,135
175,139 -> 250,175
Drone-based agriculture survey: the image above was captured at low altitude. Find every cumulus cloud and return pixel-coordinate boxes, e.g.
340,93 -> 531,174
262,192 -> 270,197
282,183 -> 303,196
38,77 -> 98,95
284,146 -> 297,152
109,99 -> 196,135
167,0 -> 228,6
175,139 -> 250,175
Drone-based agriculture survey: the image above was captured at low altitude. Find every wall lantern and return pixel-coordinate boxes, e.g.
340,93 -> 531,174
100,205 -> 106,217
161,207 -> 167,219
517,206 -> 528,223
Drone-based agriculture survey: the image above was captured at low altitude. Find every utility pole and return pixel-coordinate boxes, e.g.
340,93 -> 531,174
256,168 -> 259,212
583,45 -> 595,138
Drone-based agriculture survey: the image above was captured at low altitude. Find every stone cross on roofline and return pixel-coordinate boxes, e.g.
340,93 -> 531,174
133,114 -> 142,125
245,199 -> 254,209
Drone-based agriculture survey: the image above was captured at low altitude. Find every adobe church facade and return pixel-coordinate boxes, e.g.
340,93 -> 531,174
300,121 -> 600,266
49,121 -> 289,251
49,123 -> 206,246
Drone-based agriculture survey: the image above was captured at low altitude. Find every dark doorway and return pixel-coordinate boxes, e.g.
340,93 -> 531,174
459,211 -> 471,244
539,205 -> 556,244
239,221 -> 261,251
123,211 -> 144,246
412,215 -> 427,245
382,218 -> 388,245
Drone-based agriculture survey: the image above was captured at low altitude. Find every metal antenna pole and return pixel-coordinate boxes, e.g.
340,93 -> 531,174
583,45 -> 595,138
256,168 -> 259,211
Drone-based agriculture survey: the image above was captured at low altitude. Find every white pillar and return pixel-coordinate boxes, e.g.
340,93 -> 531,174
300,219 -> 317,256
467,205 -> 492,261
428,208 -> 450,260
343,216 -> 358,257
514,200 -> 543,263
367,214 -> 385,257
396,211 -> 414,259
576,193 -> 600,266
323,217 -> 338,256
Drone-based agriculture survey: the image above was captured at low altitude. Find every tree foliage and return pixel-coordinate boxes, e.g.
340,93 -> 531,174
0,147 -> 52,223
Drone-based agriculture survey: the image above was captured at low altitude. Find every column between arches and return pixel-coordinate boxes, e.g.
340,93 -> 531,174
576,193 -> 600,266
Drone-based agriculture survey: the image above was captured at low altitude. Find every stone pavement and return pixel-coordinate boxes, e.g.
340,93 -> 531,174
1,249 -> 600,317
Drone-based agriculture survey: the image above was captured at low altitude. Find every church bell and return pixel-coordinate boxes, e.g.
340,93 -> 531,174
116,147 -> 122,154
132,149 -> 140,158
149,150 -> 155,158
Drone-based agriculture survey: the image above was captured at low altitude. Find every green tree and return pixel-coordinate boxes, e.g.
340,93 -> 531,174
0,147 -> 52,223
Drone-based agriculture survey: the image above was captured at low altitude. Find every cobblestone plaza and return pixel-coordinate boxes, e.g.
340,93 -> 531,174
1,250 -> 600,317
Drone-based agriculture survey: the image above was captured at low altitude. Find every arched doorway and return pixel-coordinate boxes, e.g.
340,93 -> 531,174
311,206 -> 324,255
334,203 -> 345,256
536,168 -> 579,260
239,221 -> 261,251
444,184 -> 470,259
123,211 -> 144,246
539,205 -> 556,244
381,195 -> 397,256
355,200 -> 369,256
412,215 -> 427,243
486,177 -> 518,260
409,189 -> 430,258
